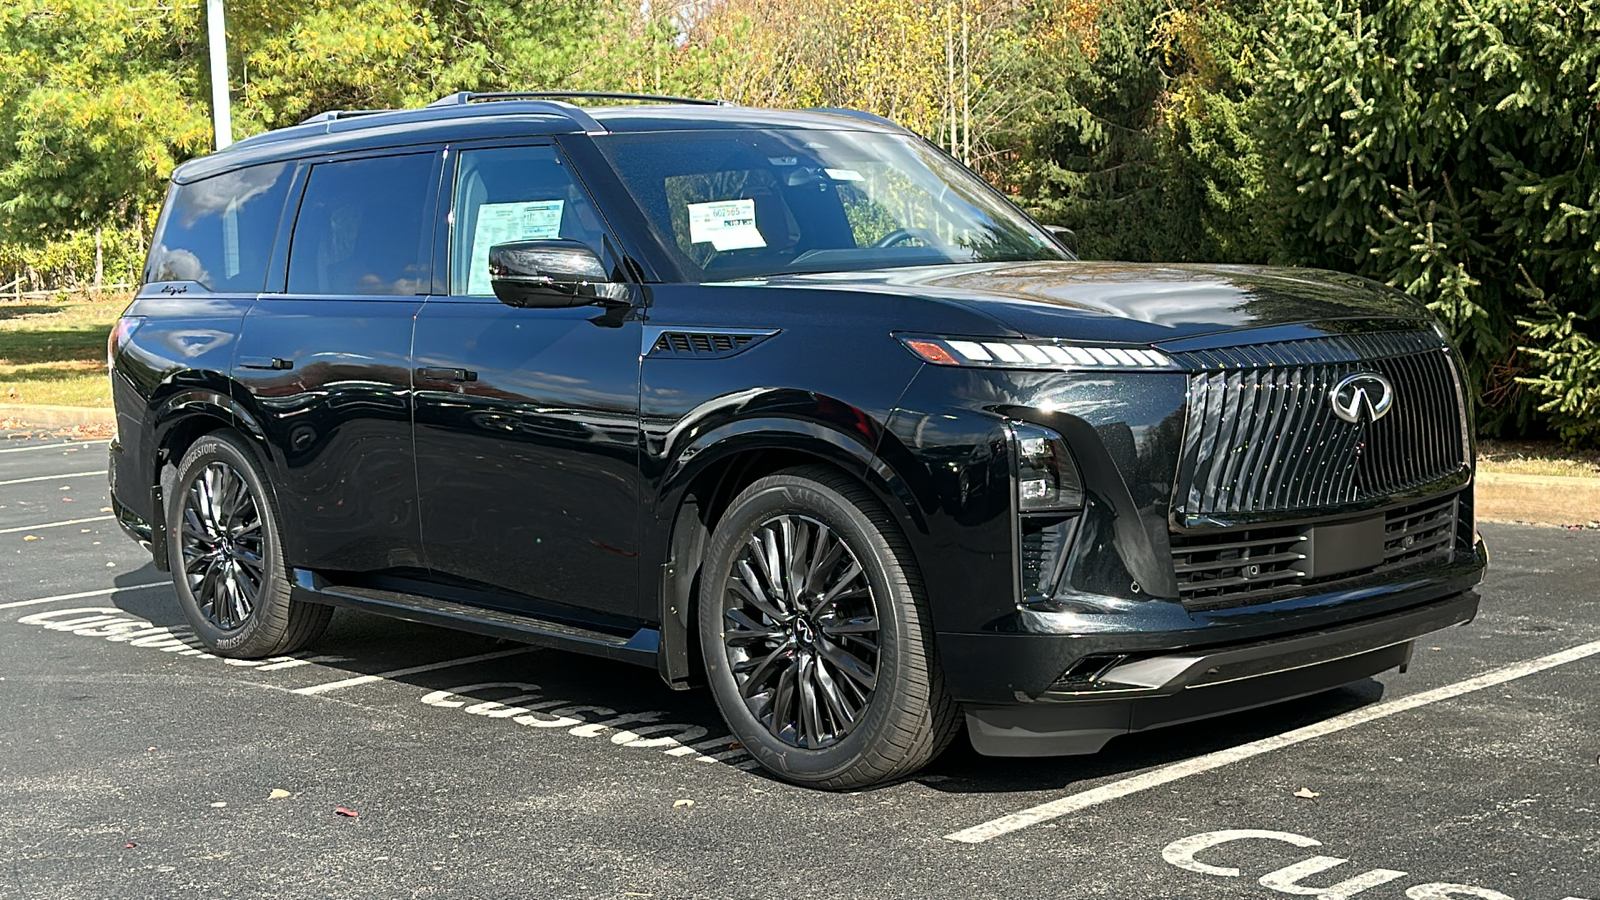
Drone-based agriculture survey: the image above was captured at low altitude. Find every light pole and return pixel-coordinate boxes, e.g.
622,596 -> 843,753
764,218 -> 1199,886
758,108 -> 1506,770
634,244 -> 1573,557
206,0 -> 232,150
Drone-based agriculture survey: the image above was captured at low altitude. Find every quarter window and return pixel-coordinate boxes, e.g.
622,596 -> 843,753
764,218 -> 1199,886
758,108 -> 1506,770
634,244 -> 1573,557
449,145 -> 609,296
145,162 -> 291,292
287,153 -> 436,296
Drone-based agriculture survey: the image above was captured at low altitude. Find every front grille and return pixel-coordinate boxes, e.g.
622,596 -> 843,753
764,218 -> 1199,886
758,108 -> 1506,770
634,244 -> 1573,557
1171,491 -> 1460,608
1172,331 -> 1468,519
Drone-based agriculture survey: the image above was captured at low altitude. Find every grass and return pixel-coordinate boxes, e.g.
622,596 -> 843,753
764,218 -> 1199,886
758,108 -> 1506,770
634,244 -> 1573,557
0,292 -> 129,407
1477,439 -> 1600,479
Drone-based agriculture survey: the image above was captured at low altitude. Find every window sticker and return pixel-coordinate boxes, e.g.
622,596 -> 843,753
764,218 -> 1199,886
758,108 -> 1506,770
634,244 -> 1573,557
686,199 -> 767,252
824,168 -> 864,182
222,197 -> 241,278
468,200 -> 565,295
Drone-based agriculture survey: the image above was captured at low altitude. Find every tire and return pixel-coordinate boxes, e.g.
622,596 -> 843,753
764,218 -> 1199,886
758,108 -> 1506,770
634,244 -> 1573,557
698,466 -> 959,789
165,432 -> 332,658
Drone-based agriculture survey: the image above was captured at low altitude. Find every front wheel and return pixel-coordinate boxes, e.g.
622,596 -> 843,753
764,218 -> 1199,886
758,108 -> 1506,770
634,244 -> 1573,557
698,467 -> 958,789
166,432 -> 331,658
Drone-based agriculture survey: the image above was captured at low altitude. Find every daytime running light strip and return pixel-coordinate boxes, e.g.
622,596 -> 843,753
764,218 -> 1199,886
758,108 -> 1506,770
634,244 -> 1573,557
946,339 -> 1172,369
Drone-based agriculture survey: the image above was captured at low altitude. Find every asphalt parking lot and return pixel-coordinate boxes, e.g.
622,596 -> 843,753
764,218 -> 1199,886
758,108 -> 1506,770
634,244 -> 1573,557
2,432 -> 1597,900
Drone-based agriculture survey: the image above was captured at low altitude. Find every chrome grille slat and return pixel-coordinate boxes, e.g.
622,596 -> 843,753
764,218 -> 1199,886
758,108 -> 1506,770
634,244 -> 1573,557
1234,372 -> 1284,505
1171,332 -> 1466,519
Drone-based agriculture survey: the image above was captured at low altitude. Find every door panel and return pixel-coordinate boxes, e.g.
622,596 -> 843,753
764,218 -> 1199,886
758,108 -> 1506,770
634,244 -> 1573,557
413,303 -> 643,617
234,299 -> 423,572
414,142 -> 643,619
232,150 -> 438,573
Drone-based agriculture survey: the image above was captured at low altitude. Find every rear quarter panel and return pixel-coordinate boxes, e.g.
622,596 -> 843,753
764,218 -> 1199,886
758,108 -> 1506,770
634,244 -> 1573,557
111,290 -> 252,523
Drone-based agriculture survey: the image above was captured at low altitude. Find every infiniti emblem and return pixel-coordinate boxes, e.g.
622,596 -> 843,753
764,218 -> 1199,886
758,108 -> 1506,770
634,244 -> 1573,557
1329,372 -> 1395,424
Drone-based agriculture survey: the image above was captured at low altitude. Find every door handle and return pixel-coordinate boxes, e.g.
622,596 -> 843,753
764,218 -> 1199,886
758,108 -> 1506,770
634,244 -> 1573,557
239,357 -> 293,370
416,366 -> 477,383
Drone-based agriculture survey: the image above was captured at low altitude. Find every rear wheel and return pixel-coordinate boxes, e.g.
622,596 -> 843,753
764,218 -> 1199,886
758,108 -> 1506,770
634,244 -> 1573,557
698,466 -> 958,789
166,433 -> 331,657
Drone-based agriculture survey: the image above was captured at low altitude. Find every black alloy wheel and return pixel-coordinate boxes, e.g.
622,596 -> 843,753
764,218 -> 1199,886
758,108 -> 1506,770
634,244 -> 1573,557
167,432 -> 331,657
179,461 -> 265,631
722,513 -> 881,749
700,466 -> 959,789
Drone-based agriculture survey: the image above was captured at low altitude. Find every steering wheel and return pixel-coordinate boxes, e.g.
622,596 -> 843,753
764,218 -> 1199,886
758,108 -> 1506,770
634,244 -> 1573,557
872,227 -> 940,249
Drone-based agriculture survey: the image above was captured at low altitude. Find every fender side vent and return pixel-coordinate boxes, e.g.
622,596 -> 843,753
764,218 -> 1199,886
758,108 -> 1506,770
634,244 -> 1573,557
647,329 -> 775,359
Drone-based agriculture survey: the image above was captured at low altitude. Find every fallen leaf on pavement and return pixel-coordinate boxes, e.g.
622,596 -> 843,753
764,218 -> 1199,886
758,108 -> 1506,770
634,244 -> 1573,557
23,535 -> 38,541
673,799 -> 694,809
124,842 -> 137,849
1293,788 -> 1320,799
269,789 -> 291,800
335,806 -> 359,818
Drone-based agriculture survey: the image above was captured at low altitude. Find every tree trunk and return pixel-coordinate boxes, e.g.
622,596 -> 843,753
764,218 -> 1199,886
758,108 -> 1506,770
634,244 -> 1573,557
95,226 -> 104,290
961,0 -> 970,166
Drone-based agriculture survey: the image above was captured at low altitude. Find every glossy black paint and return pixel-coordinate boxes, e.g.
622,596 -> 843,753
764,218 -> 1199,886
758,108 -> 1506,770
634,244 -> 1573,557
757,262 -> 1431,344
412,295 -> 646,619
109,292 -> 255,548
110,102 -> 1487,755
232,295 -> 424,572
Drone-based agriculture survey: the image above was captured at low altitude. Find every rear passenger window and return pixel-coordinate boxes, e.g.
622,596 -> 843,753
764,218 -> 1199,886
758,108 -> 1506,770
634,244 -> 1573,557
449,145 -> 609,296
287,153 -> 435,296
146,162 -> 291,292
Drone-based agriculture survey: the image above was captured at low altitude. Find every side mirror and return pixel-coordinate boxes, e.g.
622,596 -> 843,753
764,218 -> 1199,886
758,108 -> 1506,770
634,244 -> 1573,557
488,240 -> 612,308
1045,224 -> 1078,255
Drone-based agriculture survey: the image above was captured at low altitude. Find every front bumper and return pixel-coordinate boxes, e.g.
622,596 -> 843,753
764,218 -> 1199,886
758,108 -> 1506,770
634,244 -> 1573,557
942,542 -> 1486,757
963,591 -> 1474,756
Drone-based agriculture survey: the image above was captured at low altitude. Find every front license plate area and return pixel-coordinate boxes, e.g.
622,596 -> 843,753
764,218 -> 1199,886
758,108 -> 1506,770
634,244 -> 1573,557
1304,515 -> 1386,578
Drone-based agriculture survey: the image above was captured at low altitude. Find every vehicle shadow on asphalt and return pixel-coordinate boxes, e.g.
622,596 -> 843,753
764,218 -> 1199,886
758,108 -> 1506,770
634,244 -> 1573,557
103,576 -> 1390,795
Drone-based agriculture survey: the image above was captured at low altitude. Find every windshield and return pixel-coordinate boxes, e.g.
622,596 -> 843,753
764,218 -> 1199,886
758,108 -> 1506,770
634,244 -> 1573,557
598,128 -> 1068,281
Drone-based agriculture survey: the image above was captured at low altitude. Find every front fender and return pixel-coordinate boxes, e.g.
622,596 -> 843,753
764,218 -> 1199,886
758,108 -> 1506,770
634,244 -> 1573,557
644,394 -> 930,690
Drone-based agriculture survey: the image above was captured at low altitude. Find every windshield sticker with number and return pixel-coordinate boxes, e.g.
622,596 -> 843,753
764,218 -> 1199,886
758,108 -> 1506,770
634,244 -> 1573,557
687,199 -> 767,252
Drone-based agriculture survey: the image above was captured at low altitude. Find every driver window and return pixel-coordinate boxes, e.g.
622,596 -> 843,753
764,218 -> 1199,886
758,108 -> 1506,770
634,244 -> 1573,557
449,145 -> 608,296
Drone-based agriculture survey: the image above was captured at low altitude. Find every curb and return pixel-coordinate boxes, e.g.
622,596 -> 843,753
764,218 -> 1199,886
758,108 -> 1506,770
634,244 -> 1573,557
0,404 -> 115,428
1475,471 -> 1600,527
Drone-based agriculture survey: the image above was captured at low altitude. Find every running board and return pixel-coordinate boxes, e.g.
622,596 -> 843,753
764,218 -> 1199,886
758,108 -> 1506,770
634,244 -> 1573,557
290,569 -> 659,667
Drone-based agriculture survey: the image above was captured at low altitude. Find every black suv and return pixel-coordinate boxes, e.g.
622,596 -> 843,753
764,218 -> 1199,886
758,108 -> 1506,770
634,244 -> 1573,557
109,92 -> 1487,788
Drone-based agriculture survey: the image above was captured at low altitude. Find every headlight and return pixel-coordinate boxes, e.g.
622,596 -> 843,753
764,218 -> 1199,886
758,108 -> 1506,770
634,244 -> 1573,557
1010,422 -> 1084,512
899,334 -> 1175,370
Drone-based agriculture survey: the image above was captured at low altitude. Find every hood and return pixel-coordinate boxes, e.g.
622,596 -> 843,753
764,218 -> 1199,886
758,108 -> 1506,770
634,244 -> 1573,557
763,261 -> 1431,345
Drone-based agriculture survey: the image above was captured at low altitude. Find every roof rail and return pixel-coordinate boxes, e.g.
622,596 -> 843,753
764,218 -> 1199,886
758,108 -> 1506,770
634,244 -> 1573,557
289,90 -> 735,140
428,91 -> 732,108
298,109 -> 392,125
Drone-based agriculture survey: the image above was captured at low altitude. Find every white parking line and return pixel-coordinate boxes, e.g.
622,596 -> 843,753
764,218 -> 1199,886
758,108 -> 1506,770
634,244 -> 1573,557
0,515 -> 114,535
291,647 -> 538,695
944,637 -> 1600,844
0,470 -> 104,487
0,582 -> 168,611
0,441 -> 108,454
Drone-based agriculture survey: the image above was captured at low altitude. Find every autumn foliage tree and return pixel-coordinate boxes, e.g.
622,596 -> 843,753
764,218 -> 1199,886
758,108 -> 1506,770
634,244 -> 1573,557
1,0 -> 1596,442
